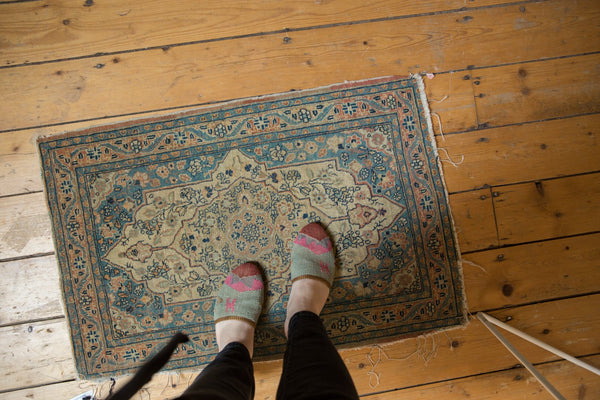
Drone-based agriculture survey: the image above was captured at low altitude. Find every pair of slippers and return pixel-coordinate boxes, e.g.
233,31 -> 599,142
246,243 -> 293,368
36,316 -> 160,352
213,222 -> 335,326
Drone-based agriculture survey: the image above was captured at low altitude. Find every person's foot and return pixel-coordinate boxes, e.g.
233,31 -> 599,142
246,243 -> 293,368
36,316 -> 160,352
214,262 -> 264,357
284,223 -> 336,337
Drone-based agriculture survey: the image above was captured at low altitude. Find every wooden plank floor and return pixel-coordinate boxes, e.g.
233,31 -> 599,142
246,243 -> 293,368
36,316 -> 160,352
1,0 -> 599,398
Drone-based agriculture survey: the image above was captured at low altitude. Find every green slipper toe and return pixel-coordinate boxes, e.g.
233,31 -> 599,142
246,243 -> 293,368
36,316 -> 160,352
214,262 -> 264,327
291,223 -> 336,288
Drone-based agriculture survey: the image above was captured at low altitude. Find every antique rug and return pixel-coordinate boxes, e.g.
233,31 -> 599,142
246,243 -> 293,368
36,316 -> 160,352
39,76 -> 465,379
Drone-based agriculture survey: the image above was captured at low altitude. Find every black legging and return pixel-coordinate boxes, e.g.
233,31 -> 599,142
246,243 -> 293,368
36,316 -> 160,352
177,311 -> 359,400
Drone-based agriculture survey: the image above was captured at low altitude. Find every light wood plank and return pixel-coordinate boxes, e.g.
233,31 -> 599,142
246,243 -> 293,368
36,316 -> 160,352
0,192 -> 53,260
1,0 -> 599,131
0,105 -> 206,157
427,71 -> 478,135
440,114 -> 600,193
0,371 -> 200,400
1,295 -> 599,396
0,102 -> 211,197
0,255 -> 63,326
0,319 -> 76,392
0,153 -> 42,197
449,188 -> 498,252
494,173 -> 600,245
364,355 -> 600,399
464,233 -> 600,311
474,53 -> 600,126
0,0 -> 511,66
0,380 -> 90,400
0,112 -> 195,197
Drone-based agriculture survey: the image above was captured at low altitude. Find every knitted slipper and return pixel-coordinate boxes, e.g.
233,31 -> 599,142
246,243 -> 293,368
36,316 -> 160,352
214,262 -> 264,327
291,222 -> 336,288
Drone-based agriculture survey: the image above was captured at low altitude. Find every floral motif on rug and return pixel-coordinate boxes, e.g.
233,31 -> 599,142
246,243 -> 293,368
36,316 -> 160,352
39,76 -> 465,379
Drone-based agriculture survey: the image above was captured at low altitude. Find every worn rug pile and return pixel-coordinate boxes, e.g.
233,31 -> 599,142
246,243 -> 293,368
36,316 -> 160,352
39,76 -> 465,379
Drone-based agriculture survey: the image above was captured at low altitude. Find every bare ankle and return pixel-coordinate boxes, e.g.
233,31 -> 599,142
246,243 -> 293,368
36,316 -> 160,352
284,279 -> 330,337
215,319 -> 255,357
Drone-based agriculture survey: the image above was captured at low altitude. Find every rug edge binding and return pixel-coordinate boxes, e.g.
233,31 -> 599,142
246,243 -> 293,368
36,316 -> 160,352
33,75 -> 404,144
411,73 -> 470,328
33,136 -> 86,380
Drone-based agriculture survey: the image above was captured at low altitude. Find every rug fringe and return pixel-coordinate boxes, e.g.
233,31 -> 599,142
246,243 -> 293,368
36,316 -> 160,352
76,369 -> 203,399
360,320 -> 474,389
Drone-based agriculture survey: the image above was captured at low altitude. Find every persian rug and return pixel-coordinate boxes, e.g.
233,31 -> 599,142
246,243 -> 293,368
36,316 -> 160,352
39,76 -> 465,379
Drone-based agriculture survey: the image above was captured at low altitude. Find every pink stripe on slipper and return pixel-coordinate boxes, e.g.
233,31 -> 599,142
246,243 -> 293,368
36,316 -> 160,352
225,274 -> 264,292
294,234 -> 332,255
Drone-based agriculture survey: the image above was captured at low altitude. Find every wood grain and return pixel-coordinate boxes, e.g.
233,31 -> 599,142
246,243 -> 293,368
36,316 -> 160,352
0,255 -> 63,325
2,235 -> 596,332
343,294 -> 600,395
0,319 -> 76,392
2,106 -> 597,199
464,232 -> 600,311
0,109 -> 200,197
439,114 -> 600,193
474,53 -> 600,126
449,188 -> 498,252
1,0 -> 599,131
0,153 -> 42,197
363,355 -> 600,399
426,71 -> 478,135
494,173 -> 600,245
0,0 -> 510,66
0,380 -> 92,400
1,97 -> 598,199
5,356 -> 600,399
0,192 -> 53,260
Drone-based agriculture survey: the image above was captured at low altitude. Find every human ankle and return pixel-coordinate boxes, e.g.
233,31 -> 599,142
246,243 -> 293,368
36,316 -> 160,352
284,278 -> 330,337
215,319 -> 255,356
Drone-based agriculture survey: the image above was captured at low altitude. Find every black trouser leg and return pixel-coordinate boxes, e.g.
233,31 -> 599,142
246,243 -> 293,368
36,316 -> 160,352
177,342 -> 254,400
276,311 -> 359,400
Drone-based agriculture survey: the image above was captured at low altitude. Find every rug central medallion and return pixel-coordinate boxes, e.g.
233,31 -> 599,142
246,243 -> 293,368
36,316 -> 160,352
104,149 -> 403,319
39,76 -> 465,378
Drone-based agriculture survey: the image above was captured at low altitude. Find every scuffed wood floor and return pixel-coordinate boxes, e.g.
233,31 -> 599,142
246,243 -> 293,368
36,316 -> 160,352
1,0 -> 599,398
